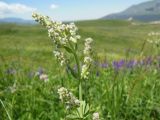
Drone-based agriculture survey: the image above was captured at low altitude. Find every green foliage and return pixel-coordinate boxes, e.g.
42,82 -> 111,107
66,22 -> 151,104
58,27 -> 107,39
0,20 -> 160,119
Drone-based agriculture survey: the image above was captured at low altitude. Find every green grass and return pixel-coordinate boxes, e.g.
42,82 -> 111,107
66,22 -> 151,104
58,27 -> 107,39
0,20 -> 160,120
0,20 -> 159,66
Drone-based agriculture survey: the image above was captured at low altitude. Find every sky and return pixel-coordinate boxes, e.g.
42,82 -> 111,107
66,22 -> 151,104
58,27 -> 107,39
0,0 -> 151,21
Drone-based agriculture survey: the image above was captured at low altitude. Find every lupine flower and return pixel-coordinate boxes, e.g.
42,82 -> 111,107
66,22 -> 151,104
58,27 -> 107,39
139,59 -> 145,66
138,57 -> 152,67
144,57 -> 152,65
126,60 -> 137,68
113,59 -> 125,71
92,112 -> 100,120
101,62 -> 108,68
81,38 -> 93,79
35,67 -> 44,76
58,87 -> 80,109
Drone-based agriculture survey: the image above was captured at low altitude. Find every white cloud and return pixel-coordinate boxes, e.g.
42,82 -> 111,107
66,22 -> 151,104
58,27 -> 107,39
50,4 -> 59,9
0,1 -> 36,14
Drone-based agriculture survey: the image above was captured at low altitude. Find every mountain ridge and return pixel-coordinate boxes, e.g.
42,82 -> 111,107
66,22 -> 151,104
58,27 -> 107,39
0,17 -> 35,24
102,0 -> 160,21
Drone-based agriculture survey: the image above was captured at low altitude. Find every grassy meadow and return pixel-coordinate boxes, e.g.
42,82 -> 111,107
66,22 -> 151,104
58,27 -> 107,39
0,20 -> 159,66
0,20 -> 160,119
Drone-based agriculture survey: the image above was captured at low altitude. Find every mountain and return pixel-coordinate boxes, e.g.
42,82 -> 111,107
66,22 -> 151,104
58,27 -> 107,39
102,0 -> 160,22
0,17 -> 35,24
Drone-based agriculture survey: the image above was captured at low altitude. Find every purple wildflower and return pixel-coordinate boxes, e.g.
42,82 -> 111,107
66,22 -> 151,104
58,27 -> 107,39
35,67 -> 44,76
113,59 -> 125,71
101,62 -> 108,69
145,57 -> 152,65
126,60 -> 137,68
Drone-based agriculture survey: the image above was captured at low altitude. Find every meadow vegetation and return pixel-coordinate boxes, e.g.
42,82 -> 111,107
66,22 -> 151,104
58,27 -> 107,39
0,15 -> 160,120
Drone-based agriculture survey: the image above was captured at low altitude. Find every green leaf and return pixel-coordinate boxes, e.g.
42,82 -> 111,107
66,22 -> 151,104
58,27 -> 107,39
63,46 -> 73,53
75,101 -> 90,119
66,114 -> 79,119
74,43 -> 78,51
85,104 -> 90,114
67,65 -> 78,79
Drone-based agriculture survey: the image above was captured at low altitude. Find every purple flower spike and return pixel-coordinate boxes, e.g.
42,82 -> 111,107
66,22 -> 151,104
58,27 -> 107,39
101,63 -> 108,68
127,60 -> 137,68
145,57 -> 152,65
113,59 -> 125,71
35,67 -> 44,76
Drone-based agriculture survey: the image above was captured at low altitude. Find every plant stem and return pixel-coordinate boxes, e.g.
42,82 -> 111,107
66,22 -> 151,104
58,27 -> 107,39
71,44 -> 84,118
73,51 -> 83,101
73,52 -> 80,79
79,81 -> 82,101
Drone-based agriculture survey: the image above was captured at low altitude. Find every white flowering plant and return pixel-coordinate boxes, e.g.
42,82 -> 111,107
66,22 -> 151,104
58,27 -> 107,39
147,32 -> 160,55
32,13 -> 99,120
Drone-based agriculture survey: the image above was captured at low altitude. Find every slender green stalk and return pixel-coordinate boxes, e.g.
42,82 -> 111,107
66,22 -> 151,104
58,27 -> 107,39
72,50 -> 82,101
140,39 -> 147,56
0,99 -> 12,120
79,81 -> 82,101
73,51 -> 81,79
73,48 -> 84,119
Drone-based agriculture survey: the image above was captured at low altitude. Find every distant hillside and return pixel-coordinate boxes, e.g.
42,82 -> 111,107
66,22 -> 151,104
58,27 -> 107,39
0,17 -> 35,24
102,0 -> 160,22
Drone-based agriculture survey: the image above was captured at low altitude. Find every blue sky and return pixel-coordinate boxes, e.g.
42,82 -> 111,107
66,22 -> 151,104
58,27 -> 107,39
0,0 -> 150,21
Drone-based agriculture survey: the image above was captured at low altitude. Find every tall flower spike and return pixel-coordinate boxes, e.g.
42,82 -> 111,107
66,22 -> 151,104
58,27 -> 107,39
84,38 -> 93,55
32,13 -> 81,46
32,12 -> 82,67
81,38 -> 93,79
57,87 -> 80,109
53,50 -> 67,66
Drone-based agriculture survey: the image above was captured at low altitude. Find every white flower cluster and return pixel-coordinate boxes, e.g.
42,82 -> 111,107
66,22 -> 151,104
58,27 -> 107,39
53,50 -> 67,66
32,13 -> 81,46
39,74 -> 49,82
58,87 -> 80,109
32,12 -> 81,66
92,112 -> 100,120
147,32 -> 160,45
35,71 -> 49,82
81,38 -> 93,79
84,38 -> 93,55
